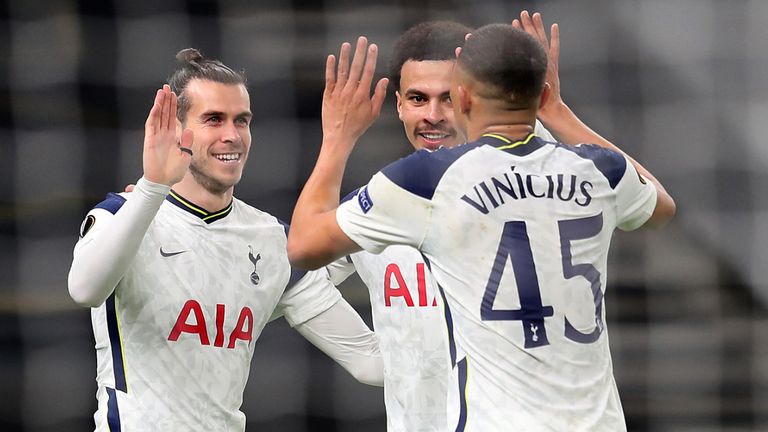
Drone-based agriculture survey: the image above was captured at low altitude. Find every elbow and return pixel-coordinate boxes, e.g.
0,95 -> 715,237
287,240 -> 324,271
67,272 -> 106,308
348,359 -> 385,387
647,193 -> 677,229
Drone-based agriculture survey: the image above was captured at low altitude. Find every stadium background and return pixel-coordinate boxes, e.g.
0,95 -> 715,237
1,0 -> 767,430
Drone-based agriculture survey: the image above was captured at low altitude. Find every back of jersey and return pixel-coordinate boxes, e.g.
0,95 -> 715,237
413,134 -> 655,431
337,134 -> 656,430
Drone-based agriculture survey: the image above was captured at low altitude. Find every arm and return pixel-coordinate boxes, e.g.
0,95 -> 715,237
68,85 -> 193,306
294,299 -> 384,387
275,265 -> 383,386
287,37 -> 389,270
515,11 -> 676,228
69,180 -> 167,307
326,256 -> 358,286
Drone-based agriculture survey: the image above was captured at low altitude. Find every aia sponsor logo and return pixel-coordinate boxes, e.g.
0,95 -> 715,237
168,300 -> 253,349
384,263 -> 438,308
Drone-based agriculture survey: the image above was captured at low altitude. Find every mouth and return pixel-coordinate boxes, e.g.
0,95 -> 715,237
213,152 -> 242,163
417,131 -> 453,148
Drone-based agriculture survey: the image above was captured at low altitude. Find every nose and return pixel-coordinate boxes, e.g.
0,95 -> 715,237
221,121 -> 240,143
424,100 -> 445,125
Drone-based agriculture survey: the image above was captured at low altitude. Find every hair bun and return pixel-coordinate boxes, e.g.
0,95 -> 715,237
176,48 -> 203,64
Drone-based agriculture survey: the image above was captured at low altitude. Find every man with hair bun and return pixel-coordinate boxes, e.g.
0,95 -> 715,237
288,14 -> 676,431
68,48 -> 383,431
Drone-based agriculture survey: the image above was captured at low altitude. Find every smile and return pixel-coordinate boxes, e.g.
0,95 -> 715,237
419,132 -> 450,141
214,153 -> 241,162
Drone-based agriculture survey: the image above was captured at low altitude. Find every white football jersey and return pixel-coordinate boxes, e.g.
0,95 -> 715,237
328,246 -> 451,432
324,121 -> 554,432
76,190 -> 341,431
337,133 -> 657,431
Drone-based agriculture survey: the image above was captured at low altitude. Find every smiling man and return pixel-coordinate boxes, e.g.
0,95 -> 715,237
68,49 -> 383,431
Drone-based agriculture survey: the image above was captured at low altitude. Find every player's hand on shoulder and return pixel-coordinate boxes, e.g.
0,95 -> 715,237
143,84 -> 193,186
322,36 -> 389,146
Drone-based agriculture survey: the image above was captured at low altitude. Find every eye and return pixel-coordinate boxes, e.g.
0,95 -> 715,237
236,117 -> 250,126
206,116 -> 222,125
409,95 -> 427,104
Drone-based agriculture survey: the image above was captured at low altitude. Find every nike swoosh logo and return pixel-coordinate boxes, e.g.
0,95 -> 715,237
160,246 -> 188,257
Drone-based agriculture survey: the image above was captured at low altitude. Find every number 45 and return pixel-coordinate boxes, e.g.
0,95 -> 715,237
480,214 -> 604,348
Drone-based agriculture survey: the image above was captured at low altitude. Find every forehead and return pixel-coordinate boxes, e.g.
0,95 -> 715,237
399,59 -> 455,94
184,79 -> 250,114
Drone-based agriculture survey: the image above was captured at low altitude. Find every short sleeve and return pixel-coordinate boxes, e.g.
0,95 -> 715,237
326,256 -> 357,285
275,267 -> 342,327
336,171 -> 432,255
615,157 -> 657,231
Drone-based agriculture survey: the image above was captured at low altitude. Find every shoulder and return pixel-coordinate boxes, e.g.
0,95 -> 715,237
380,143 -> 482,199
554,143 -> 627,189
231,197 -> 287,229
92,192 -> 129,214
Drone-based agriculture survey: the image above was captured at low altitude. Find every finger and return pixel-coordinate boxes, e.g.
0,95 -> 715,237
521,10 -> 539,43
464,32 -> 472,41
169,91 -> 178,132
550,23 -> 560,65
160,86 -> 171,131
336,42 -> 351,89
455,46 -> 462,58
370,77 -> 389,118
145,89 -> 163,134
532,13 -> 549,47
325,54 -> 337,95
144,90 -> 163,137
512,19 -> 521,29
520,10 -> 533,32
347,36 -> 368,88
358,43 -> 377,93
179,128 -> 194,157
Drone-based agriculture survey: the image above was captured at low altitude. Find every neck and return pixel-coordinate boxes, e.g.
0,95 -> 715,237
461,96 -> 539,142
171,174 -> 234,211
464,113 -> 537,143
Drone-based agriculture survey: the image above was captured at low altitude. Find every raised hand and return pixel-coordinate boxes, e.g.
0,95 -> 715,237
322,36 -> 389,149
513,11 -> 562,120
143,84 -> 193,186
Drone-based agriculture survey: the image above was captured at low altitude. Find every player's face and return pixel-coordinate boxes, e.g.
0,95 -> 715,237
182,79 -> 252,195
396,60 -> 463,151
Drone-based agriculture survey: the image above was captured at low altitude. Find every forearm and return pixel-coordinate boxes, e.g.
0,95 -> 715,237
68,177 -> 169,307
288,137 -> 355,268
294,299 -> 384,386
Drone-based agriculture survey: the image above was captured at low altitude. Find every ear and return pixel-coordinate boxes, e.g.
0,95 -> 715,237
538,82 -> 551,111
395,90 -> 404,120
457,85 -> 471,115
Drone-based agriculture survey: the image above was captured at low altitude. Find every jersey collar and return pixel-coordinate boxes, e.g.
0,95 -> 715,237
166,190 -> 233,224
479,133 -> 545,156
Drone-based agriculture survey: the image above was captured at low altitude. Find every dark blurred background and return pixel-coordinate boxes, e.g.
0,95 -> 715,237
1,0 -> 767,430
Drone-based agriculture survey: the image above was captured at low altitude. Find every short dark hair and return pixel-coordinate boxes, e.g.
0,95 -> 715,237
457,24 -> 547,109
168,48 -> 247,122
388,21 -> 472,91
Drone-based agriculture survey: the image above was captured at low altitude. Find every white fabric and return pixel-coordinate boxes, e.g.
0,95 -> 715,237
320,123 -> 554,432
337,136 -> 657,431
328,247 -> 451,432
294,299 -> 384,386
69,178 -> 377,432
